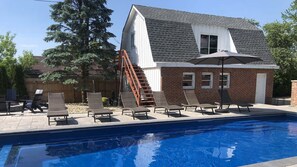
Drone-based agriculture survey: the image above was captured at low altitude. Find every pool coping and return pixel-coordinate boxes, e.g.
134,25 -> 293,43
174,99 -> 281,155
241,156 -> 297,167
0,110 -> 289,137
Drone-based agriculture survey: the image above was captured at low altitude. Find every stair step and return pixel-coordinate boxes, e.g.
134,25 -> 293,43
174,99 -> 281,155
124,62 -> 155,106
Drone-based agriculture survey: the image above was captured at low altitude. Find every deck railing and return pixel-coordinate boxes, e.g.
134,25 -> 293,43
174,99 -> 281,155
120,50 -> 142,106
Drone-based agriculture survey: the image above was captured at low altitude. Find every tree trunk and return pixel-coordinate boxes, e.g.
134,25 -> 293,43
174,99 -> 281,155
81,64 -> 88,103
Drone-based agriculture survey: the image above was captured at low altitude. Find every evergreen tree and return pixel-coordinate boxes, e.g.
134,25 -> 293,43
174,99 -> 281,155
13,65 -> 28,98
0,65 -> 10,95
42,0 -> 116,102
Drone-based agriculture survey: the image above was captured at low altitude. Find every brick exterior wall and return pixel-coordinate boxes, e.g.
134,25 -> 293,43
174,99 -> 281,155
161,67 -> 274,105
291,80 -> 297,106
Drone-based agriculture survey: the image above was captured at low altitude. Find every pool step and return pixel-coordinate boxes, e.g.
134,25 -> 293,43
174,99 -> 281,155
0,145 -> 12,167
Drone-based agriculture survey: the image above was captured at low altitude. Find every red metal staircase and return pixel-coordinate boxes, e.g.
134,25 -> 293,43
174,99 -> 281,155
119,50 -> 155,106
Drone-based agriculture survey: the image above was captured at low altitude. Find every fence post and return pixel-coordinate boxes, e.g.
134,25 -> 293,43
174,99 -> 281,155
291,80 -> 297,106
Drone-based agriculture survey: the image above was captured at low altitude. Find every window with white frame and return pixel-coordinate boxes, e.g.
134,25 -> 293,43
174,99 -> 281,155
219,73 -> 230,88
131,32 -> 135,48
200,34 -> 218,54
201,72 -> 213,89
182,72 -> 195,89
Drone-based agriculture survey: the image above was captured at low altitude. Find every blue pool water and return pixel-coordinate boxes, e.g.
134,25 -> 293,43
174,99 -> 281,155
2,115 -> 297,167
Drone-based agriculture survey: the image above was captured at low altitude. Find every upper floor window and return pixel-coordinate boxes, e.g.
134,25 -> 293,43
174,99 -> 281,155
201,72 -> 213,89
182,72 -> 195,89
219,73 -> 230,89
131,32 -> 135,48
200,34 -> 218,54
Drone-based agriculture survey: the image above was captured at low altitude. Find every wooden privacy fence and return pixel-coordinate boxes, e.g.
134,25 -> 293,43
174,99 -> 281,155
25,78 -> 119,103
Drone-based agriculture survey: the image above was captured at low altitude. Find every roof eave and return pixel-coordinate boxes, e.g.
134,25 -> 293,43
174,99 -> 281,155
155,62 -> 279,69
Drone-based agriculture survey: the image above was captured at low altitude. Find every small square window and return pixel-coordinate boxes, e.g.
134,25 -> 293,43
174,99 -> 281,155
219,73 -> 230,88
183,72 -> 195,89
201,72 -> 213,89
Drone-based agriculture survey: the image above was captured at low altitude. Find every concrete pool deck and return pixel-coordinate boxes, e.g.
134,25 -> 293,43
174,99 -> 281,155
0,103 -> 295,134
1,103 -> 297,166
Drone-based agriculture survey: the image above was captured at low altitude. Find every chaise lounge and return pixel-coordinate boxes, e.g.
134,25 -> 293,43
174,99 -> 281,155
183,90 -> 217,114
216,89 -> 253,112
87,92 -> 113,122
153,91 -> 183,117
120,92 -> 150,120
25,89 -> 47,112
47,93 -> 69,125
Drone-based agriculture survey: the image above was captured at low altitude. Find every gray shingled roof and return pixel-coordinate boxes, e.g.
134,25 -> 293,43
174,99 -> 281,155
134,5 -> 259,31
229,29 -> 275,64
133,5 -> 275,65
146,19 -> 200,62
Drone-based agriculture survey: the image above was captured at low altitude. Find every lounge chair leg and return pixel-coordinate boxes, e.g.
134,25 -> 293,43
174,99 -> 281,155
167,109 -> 170,117
66,116 -> 68,124
122,109 -> 124,115
109,114 -> 112,121
237,105 -> 241,112
179,110 -> 181,117
37,106 -> 43,112
154,107 -> 156,113
87,111 -> 89,117
48,117 -> 50,125
94,115 -> 96,122
133,112 -> 135,120
247,106 -> 251,112
146,112 -> 148,119
185,106 -> 187,111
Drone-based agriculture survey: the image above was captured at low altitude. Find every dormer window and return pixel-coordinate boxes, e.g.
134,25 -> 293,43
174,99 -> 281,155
200,34 -> 218,54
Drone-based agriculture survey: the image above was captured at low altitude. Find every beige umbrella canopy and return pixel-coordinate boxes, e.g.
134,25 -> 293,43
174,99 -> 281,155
188,50 -> 262,110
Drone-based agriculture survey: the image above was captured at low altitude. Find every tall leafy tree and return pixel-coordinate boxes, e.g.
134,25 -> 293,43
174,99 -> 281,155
263,0 -> 297,96
0,32 -> 16,60
42,0 -> 116,102
18,50 -> 37,70
245,18 -> 261,28
0,32 -> 17,82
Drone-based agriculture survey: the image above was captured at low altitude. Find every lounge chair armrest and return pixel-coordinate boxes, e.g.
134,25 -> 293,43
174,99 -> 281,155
181,103 -> 191,107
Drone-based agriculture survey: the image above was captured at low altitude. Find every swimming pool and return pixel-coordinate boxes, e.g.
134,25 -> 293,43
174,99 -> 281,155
1,114 -> 297,167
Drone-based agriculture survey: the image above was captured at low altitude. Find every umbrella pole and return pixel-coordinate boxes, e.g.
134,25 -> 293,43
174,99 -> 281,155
220,59 -> 224,109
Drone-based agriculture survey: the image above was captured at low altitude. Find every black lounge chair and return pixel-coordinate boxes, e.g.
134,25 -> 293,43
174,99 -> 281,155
25,89 -> 47,112
120,92 -> 150,120
3,89 -> 24,114
0,96 -> 8,114
216,89 -> 253,112
183,90 -> 217,114
153,91 -> 183,117
87,92 -> 113,122
47,93 -> 68,125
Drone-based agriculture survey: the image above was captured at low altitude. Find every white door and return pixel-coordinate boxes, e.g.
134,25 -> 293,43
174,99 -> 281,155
255,73 -> 267,104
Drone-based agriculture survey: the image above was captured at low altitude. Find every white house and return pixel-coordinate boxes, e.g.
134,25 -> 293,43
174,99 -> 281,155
121,5 -> 277,105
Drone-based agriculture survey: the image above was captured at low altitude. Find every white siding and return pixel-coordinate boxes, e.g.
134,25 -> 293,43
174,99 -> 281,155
143,68 -> 161,91
122,12 -> 156,68
191,24 -> 237,53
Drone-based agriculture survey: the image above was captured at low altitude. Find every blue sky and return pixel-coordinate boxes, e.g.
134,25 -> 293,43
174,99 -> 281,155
0,0 -> 292,56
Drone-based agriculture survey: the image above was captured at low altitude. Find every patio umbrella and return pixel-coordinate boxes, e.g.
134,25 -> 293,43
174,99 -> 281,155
188,50 -> 262,110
